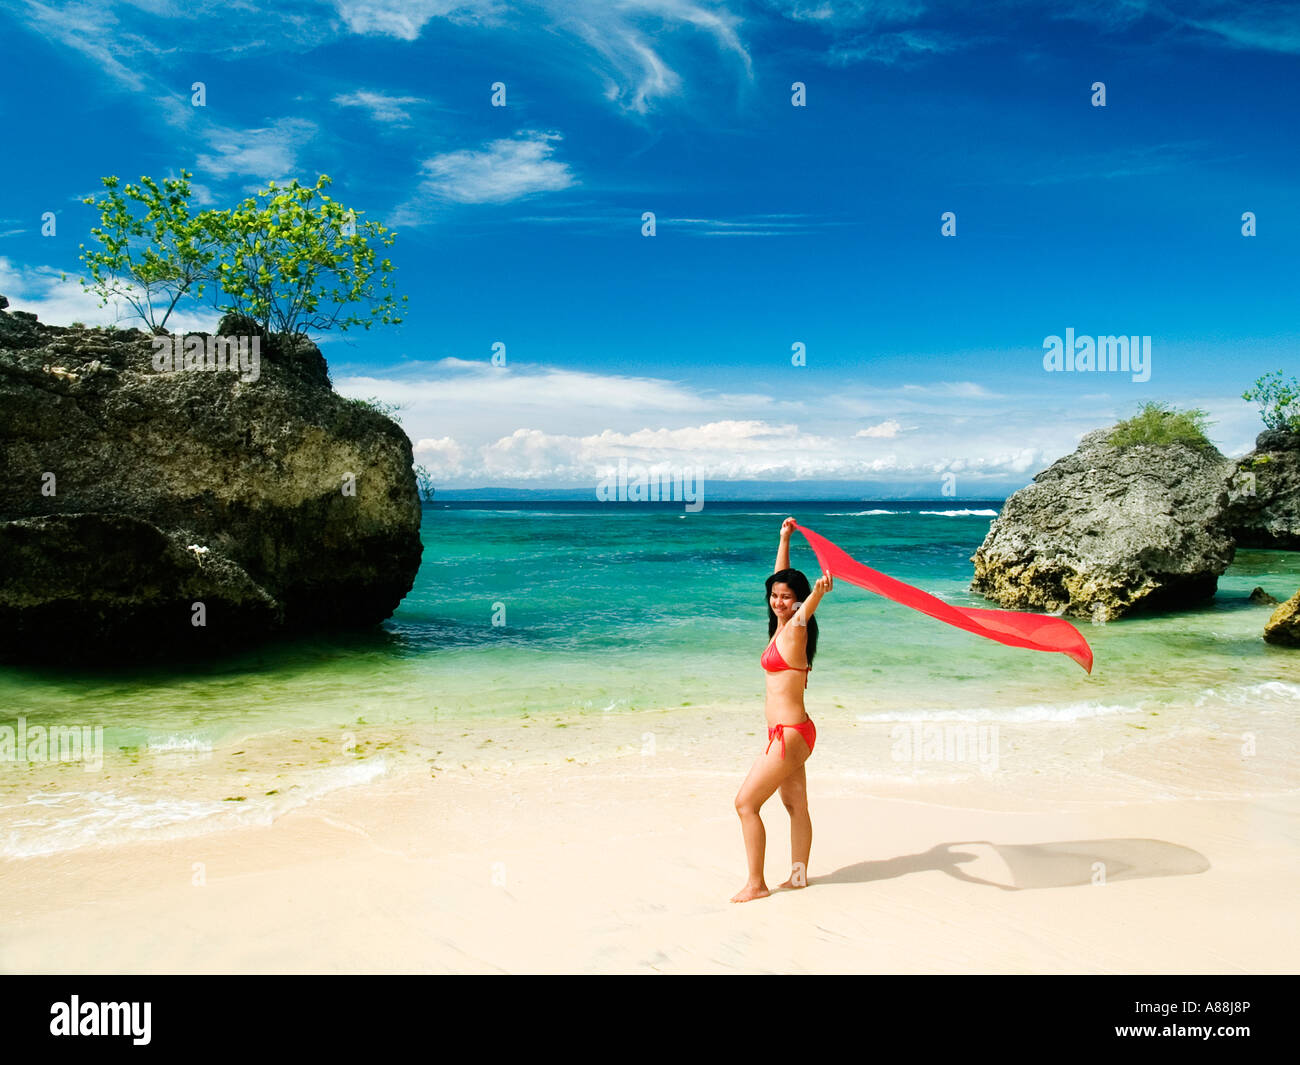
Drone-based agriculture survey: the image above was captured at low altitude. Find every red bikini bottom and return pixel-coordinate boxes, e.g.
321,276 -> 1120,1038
766,717 -> 816,759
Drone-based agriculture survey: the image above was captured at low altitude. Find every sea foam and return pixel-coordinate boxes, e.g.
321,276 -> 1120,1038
0,758 -> 390,858
858,700 -> 1140,724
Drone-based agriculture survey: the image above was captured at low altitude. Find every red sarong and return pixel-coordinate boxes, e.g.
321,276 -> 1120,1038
791,522 -> 1093,673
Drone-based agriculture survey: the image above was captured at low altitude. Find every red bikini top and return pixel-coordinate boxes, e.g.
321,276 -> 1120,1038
761,636 -> 811,687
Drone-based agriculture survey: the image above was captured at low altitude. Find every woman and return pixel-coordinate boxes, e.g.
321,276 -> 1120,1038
731,516 -> 832,902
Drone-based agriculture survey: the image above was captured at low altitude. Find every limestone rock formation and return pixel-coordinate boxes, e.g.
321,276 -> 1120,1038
1263,589 -> 1300,647
0,298 -> 422,664
970,428 -> 1235,620
1224,428 -> 1300,549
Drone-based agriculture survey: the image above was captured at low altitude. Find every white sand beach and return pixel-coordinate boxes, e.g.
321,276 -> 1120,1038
2,705 -> 1295,974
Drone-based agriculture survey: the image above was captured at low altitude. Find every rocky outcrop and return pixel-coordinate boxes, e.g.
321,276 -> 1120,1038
970,428 -> 1235,620
1263,589 -> 1300,646
0,299 -> 422,665
1224,428 -> 1300,549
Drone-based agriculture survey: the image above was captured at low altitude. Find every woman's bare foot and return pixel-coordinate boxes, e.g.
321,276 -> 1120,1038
778,861 -> 809,889
730,881 -> 770,902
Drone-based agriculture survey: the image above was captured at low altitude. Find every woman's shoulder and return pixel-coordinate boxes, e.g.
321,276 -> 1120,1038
777,619 -> 807,641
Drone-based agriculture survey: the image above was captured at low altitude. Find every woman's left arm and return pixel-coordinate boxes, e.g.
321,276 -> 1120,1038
791,571 -> 833,626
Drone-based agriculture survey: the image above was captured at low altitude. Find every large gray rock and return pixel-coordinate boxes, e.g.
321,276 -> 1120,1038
971,428 -> 1235,620
0,298 -> 422,664
1224,428 -> 1300,549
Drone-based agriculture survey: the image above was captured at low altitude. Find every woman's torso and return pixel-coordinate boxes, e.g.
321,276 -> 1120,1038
763,623 -> 810,727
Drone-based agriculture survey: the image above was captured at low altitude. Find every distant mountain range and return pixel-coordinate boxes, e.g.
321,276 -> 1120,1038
429,482 -> 1009,502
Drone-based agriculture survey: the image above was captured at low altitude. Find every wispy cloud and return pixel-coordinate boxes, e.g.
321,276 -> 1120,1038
784,0 -> 1300,68
20,0 -> 154,90
1017,141 -> 1216,187
1181,8 -> 1300,55
332,0 -> 753,113
899,381 -> 1003,399
332,89 -> 430,125
828,28 -> 967,66
18,0 -> 336,92
331,0 -> 506,40
393,131 -> 577,222
194,118 -> 319,181
560,0 -> 754,113
1053,0 -> 1300,56
665,214 -> 857,236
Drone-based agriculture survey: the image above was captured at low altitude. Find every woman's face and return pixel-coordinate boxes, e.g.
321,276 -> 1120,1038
769,582 -> 798,621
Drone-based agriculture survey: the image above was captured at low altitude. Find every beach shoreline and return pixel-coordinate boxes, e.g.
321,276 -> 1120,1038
2,706 -> 1296,974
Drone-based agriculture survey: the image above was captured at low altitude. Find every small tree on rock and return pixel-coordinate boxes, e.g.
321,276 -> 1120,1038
207,175 -> 406,338
78,170 -> 220,332
1243,371 -> 1300,432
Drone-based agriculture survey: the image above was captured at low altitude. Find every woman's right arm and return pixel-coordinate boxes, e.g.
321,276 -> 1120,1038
774,517 -> 795,573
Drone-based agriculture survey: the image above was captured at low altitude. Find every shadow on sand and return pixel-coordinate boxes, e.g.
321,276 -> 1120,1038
817,839 -> 1210,891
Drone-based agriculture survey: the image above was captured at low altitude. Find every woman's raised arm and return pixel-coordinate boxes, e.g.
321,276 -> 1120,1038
774,517 -> 795,573
792,571 -> 833,626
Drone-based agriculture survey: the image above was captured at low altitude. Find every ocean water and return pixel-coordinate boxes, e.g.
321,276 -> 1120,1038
2,500 -> 1297,855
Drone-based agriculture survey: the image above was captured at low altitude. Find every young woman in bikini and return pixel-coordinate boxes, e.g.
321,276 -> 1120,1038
731,516 -> 832,903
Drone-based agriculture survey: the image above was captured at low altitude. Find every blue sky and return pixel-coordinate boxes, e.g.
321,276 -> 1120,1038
2,0 -> 1297,494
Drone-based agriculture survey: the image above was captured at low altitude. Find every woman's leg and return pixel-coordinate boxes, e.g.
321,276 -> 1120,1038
778,761 -> 811,887
731,733 -> 810,902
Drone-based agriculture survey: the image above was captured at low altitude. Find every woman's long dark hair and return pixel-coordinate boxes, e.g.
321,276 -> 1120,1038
766,568 -> 818,666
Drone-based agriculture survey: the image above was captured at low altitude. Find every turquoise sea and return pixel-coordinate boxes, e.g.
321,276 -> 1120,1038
2,501 -> 1297,855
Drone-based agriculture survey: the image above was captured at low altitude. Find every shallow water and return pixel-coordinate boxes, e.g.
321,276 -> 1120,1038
2,501 -> 1296,855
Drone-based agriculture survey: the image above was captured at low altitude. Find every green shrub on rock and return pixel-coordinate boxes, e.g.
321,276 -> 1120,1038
1108,402 -> 1215,450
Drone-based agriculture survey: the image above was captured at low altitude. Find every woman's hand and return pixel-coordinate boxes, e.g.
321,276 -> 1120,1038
814,570 -> 833,595
780,516 -> 796,539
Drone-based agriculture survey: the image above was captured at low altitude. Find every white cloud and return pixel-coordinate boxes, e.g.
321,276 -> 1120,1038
194,118 -> 319,181
855,419 -> 904,438
408,131 -> 577,207
332,358 -> 1144,489
335,355 -> 1257,486
392,132 -> 580,223
0,256 -> 217,333
332,0 -> 505,40
333,89 -> 429,125
413,435 -> 468,470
